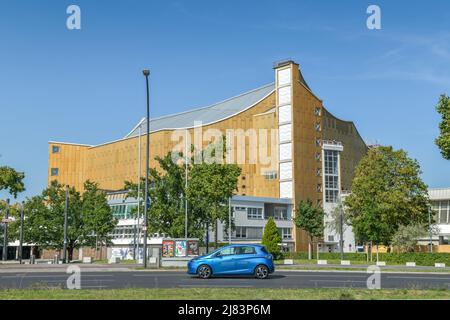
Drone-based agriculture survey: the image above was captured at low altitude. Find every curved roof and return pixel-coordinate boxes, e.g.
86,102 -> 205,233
125,83 -> 275,138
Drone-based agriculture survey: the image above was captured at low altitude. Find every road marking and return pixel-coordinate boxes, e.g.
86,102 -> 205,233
386,276 -> 450,280
286,274 -> 367,278
310,279 -> 366,283
178,284 -> 254,288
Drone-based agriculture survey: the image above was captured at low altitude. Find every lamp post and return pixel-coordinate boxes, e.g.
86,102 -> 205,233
142,69 -> 150,268
63,185 -> 69,263
2,199 -> 10,261
18,202 -> 25,264
429,206 -> 433,253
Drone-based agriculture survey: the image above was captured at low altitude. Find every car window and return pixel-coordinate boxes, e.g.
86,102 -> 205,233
216,247 -> 236,256
235,246 -> 256,255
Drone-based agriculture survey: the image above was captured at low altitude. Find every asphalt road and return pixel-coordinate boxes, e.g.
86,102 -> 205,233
1,270 -> 450,290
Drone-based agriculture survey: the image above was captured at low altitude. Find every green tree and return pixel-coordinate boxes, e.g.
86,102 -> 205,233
125,152 -> 208,239
390,223 -> 438,253
261,217 -> 282,259
344,146 -> 430,247
10,180 -> 116,261
293,199 -> 325,259
435,94 -> 450,160
0,166 -> 25,198
82,180 -> 116,259
187,161 -> 241,248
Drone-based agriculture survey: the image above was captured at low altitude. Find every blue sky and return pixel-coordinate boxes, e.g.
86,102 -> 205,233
1,0 -> 449,201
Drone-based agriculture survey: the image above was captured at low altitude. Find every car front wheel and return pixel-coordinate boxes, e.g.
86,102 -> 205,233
254,264 -> 269,279
197,264 -> 212,279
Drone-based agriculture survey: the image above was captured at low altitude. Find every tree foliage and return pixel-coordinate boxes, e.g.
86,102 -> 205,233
125,152 -> 206,239
261,217 -> 282,259
326,196 -> 349,236
390,224 -> 430,253
344,146 -> 430,246
294,199 -> 325,241
0,166 -> 25,198
435,94 -> 450,160
9,180 -> 116,260
187,160 -> 241,247
81,180 -> 116,251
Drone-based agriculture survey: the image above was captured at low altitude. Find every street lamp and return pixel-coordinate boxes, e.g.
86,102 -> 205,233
2,199 -> 10,261
18,202 -> 25,264
142,69 -> 150,268
63,185 -> 69,263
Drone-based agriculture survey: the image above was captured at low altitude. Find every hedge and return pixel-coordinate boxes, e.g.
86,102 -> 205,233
283,252 -> 450,266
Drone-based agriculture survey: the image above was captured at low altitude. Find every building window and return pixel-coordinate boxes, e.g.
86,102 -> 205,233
232,227 -> 263,240
316,183 -> 322,193
278,228 -> 292,239
324,149 -> 339,203
314,107 -> 322,116
263,171 -> 278,180
52,146 -> 60,153
51,168 -> 59,176
273,207 -> 288,220
316,139 -> 322,147
110,204 -> 135,220
315,123 -> 321,132
235,227 -> 247,239
247,207 -> 263,220
432,200 -> 449,224
316,168 -> 322,177
317,199 -> 323,208
110,225 -> 135,239
328,235 -> 334,242
315,152 -> 321,161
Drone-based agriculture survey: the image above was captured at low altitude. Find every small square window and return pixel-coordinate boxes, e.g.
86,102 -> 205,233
52,146 -> 60,153
316,139 -> 321,147
314,107 -> 322,116
51,168 -> 59,176
315,123 -> 322,132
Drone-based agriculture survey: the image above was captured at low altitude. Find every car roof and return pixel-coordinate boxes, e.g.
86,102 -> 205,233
222,244 -> 263,248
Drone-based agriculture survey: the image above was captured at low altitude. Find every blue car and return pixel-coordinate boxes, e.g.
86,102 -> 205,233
187,244 -> 275,279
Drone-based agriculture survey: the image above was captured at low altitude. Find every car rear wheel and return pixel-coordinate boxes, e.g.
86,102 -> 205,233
254,264 -> 269,279
197,264 -> 212,279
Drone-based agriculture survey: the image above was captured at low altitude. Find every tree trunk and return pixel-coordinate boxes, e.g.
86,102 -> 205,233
205,222 -> 209,254
308,236 -> 312,260
95,235 -> 98,260
68,246 -> 74,262
215,219 -> 219,250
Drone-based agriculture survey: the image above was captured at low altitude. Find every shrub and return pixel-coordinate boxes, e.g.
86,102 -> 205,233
262,217 -> 282,259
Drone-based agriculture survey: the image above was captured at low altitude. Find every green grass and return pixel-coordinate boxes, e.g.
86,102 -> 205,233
0,287 -> 449,300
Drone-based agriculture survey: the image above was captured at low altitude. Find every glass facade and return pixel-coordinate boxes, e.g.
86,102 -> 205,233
432,200 -> 450,224
110,204 -> 137,220
324,149 -> 339,203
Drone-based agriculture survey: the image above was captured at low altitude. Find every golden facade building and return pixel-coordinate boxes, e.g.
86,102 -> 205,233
48,60 -> 367,252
